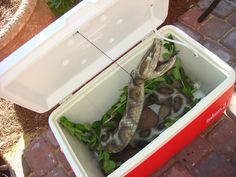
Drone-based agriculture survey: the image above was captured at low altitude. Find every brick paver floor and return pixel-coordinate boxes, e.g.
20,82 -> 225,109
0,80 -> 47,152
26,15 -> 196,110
20,0 -> 236,176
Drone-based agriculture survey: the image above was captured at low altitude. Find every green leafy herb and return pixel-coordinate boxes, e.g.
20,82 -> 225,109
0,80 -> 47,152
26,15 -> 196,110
98,151 -> 104,161
192,98 -> 201,107
162,53 -> 171,60
183,106 -> 192,113
163,34 -> 176,53
144,88 -> 153,94
119,94 -> 127,102
76,123 -> 91,132
97,151 -> 118,174
103,121 -> 117,129
164,119 -> 176,128
164,74 -> 173,84
60,116 -> 119,174
91,121 -> 102,129
103,160 -> 117,174
47,0 -> 75,16
103,152 -> 110,160
171,58 -> 182,81
116,104 -> 126,114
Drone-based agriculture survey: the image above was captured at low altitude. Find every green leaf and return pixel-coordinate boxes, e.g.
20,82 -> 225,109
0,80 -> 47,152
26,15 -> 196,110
192,98 -> 201,107
182,85 -> 193,96
104,121 -> 117,129
171,58 -> 182,81
168,34 -> 174,40
183,106 -> 191,113
172,68 -> 181,80
75,123 -> 86,131
47,0 -> 75,16
162,53 -> 171,60
164,43 -> 171,51
60,116 -> 78,135
153,76 -> 165,82
98,152 -> 104,160
144,88 -> 153,94
117,104 -> 126,114
96,143 -> 103,151
80,135 -> 89,143
90,136 -> 97,147
163,35 -> 176,53
103,152 -> 110,160
106,108 -> 113,115
120,86 -> 128,93
119,94 -> 127,103
60,116 -> 74,128
164,119 -> 176,128
88,134 -> 96,142
164,122 -> 173,128
76,123 -> 91,132
175,57 -> 181,68
101,114 -> 110,123
103,160 -> 117,174
84,124 -> 92,131
164,75 -> 173,84
91,121 -> 102,129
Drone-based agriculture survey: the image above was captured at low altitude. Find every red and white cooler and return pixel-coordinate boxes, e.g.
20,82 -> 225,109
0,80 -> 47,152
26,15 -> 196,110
0,0 -> 235,176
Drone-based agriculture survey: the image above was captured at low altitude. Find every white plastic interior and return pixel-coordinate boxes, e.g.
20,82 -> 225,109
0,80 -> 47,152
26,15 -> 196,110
0,0 -> 169,113
49,26 -> 235,177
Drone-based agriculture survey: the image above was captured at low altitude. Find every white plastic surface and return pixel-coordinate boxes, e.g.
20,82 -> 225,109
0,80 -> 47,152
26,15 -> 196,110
0,0 -> 169,113
49,26 -> 235,177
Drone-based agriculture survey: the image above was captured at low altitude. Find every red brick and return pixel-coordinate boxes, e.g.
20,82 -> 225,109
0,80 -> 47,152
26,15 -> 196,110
207,118 -> 236,158
228,11 -> 236,26
23,138 -> 58,176
150,159 -> 176,177
174,22 -> 204,42
191,152 -> 236,177
179,7 -> 204,29
57,150 -> 71,171
212,0 -> 236,18
226,108 -> 236,122
201,116 -> 226,138
199,0 -> 236,18
221,29 -> 236,54
176,137 -> 212,169
44,129 -> 59,148
225,0 -> 236,4
158,163 -> 193,177
203,39 -> 235,63
198,0 -> 214,9
230,154 -> 236,167
200,17 -> 232,40
45,167 -> 67,177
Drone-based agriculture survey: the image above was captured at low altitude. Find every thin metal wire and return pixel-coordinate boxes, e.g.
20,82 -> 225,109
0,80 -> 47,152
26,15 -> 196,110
75,31 -> 133,79
149,4 -> 199,57
74,4 -> 183,79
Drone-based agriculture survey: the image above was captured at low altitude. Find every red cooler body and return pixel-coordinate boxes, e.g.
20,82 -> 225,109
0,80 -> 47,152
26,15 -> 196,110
0,1 -> 235,177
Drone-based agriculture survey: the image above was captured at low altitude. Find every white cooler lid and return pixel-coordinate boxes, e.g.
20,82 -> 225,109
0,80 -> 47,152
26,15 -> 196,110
0,0 -> 169,113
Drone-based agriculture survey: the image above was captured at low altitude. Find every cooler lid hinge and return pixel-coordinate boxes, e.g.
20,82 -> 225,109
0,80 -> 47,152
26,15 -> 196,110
141,31 -> 155,41
59,93 -> 73,105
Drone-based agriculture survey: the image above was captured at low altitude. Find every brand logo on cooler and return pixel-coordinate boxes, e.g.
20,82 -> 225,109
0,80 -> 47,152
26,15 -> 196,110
206,102 -> 227,124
